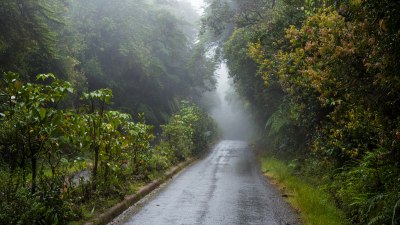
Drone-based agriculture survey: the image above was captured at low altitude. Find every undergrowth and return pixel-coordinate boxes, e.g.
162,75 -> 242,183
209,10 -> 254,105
261,156 -> 347,225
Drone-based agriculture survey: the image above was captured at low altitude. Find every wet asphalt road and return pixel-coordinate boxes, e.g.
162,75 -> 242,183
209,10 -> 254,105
115,140 -> 299,225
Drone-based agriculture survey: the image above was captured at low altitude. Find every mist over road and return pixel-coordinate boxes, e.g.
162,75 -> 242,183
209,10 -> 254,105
208,63 -> 256,140
114,140 -> 299,225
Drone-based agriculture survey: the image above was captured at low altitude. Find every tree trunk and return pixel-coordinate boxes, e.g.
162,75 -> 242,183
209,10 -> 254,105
92,145 -> 99,189
30,151 -> 37,194
133,149 -> 138,175
28,132 -> 37,194
104,145 -> 110,180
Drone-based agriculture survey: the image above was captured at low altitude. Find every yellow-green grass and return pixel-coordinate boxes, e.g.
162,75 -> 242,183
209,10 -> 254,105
261,156 -> 347,225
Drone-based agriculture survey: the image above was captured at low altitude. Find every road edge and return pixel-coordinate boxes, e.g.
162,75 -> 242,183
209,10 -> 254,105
84,158 -> 196,225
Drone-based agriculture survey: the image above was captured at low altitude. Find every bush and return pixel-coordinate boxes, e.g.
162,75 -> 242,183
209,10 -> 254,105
154,101 -> 219,166
329,147 -> 400,224
0,170 -> 79,225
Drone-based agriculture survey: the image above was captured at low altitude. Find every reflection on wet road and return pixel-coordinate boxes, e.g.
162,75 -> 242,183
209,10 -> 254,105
117,140 -> 299,225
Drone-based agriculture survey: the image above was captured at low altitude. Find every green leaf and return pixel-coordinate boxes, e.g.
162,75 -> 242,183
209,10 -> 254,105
36,73 -> 56,81
39,108 -> 46,120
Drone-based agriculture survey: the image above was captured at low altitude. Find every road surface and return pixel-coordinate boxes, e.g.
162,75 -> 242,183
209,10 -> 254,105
112,140 -> 299,225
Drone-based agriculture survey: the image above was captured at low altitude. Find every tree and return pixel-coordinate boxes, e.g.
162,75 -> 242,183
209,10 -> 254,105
0,0 -> 67,79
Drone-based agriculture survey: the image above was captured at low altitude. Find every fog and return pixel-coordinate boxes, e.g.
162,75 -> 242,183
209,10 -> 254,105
69,0 -> 255,140
185,0 -> 206,14
208,63 -> 256,140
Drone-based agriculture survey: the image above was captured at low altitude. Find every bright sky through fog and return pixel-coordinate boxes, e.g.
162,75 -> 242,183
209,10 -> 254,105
185,0 -> 205,14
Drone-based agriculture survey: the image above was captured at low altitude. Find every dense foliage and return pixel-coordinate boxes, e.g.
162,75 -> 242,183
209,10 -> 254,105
0,0 -> 219,224
0,74 -> 218,224
64,0 -> 216,124
0,0 -> 216,125
203,0 -> 400,224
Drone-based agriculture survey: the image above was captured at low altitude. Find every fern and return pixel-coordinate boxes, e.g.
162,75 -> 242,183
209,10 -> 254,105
393,198 -> 400,225
368,215 -> 386,225
265,107 -> 290,136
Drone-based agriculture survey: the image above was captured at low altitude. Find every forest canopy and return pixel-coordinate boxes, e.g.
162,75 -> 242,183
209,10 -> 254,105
202,0 -> 400,224
0,0 -> 216,125
1,0 -> 400,224
0,0 -> 220,224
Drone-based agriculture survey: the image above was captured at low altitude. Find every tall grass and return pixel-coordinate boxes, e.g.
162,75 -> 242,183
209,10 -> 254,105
261,156 -> 347,225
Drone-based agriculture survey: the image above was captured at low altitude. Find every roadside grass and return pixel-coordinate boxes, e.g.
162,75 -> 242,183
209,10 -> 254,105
67,182 -> 146,225
261,156 -> 347,225
67,170 -> 166,224
68,197 -> 122,225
